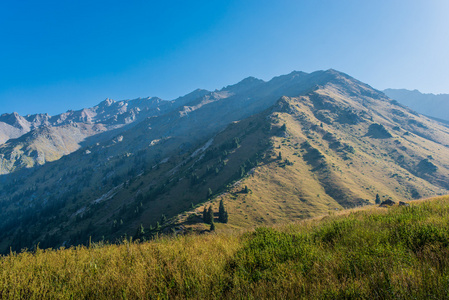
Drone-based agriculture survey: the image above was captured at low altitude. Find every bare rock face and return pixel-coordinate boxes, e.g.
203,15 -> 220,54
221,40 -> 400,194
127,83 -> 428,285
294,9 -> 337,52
0,97 -> 172,174
0,97 -> 167,144
0,122 -> 25,144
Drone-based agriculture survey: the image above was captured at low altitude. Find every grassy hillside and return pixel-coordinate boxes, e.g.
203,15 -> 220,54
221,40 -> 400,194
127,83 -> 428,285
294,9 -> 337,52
2,70 -> 449,254
182,84 -> 449,232
1,196 -> 449,299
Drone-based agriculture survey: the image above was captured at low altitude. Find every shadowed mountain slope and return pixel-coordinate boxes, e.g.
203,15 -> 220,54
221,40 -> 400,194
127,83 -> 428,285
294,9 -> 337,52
0,94 -> 212,174
0,69 -> 448,253
178,79 -> 449,231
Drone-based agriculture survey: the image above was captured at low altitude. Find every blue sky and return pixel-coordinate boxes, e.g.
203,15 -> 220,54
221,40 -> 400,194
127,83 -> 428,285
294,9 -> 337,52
1,0 -> 448,115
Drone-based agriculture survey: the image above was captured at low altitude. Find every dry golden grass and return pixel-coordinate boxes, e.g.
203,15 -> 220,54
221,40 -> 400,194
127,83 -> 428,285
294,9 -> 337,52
196,90 -> 449,232
1,233 -> 240,299
1,195 -> 449,299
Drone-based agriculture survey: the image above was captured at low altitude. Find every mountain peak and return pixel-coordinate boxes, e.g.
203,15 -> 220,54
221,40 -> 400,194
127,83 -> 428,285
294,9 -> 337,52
287,70 -> 308,77
0,111 -> 24,124
2,69 -> 449,254
222,76 -> 265,93
240,76 -> 264,83
100,98 -> 115,107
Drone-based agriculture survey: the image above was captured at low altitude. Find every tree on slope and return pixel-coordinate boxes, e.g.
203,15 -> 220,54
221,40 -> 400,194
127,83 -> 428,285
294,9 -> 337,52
375,194 -> 381,204
203,206 -> 208,223
207,206 -> 214,224
218,199 -> 229,223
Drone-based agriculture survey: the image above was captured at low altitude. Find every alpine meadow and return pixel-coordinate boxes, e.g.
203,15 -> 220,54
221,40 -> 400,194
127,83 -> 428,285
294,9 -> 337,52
1,1 -> 449,299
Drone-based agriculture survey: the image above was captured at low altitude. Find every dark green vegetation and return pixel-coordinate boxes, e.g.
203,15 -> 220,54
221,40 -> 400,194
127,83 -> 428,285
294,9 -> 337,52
1,196 -> 449,299
1,69 -> 449,254
366,123 -> 392,138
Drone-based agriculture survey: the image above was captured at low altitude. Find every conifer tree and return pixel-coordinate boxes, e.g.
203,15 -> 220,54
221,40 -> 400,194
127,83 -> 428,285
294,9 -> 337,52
210,221 -> 215,231
375,193 -> 381,204
218,199 -> 229,223
160,214 -> 167,224
240,165 -> 245,177
203,206 -> 208,223
139,223 -> 145,235
233,137 -> 240,148
135,224 -> 145,241
207,206 -> 214,224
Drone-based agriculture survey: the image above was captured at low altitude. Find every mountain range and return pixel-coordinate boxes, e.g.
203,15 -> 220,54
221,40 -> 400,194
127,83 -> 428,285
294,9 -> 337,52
384,88 -> 449,123
1,69 -> 449,253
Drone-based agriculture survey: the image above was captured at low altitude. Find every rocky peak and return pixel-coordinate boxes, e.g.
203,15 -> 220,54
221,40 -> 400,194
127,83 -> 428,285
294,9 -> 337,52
222,76 -> 265,94
100,98 -> 115,107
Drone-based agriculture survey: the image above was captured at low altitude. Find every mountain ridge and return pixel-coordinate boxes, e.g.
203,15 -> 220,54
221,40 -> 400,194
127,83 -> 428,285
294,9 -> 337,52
1,69 -> 449,253
0,69 -> 345,174
383,88 -> 449,122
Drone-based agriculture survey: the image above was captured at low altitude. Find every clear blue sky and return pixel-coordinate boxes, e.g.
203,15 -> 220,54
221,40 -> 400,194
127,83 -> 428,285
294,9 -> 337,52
1,0 -> 448,116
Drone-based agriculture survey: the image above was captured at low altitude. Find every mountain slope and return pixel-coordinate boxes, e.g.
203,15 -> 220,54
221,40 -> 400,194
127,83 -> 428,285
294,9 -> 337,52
180,79 -> 449,230
384,88 -> 449,122
0,96 -> 189,174
0,70 -> 338,175
0,70 -> 449,253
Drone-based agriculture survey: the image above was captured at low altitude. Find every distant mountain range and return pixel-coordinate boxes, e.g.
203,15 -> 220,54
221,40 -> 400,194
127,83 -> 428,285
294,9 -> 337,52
383,89 -> 449,122
0,70 -> 335,174
0,97 -> 160,143
0,90 -> 217,174
1,69 -> 449,253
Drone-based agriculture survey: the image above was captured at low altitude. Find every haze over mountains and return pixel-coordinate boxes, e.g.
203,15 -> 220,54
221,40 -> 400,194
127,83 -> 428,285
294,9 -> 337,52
1,69 -> 449,253
384,88 -> 449,123
0,94 -> 204,172
0,70 -> 335,175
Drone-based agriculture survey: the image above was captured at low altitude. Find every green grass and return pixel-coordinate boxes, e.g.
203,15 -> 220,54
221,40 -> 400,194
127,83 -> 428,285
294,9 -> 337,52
1,196 -> 449,299
3,87 -> 449,254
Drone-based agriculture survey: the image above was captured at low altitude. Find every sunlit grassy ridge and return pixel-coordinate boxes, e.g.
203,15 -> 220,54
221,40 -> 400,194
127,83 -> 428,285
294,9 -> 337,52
3,73 -> 449,254
1,196 -> 449,299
